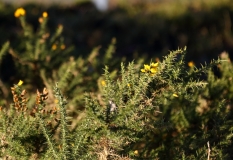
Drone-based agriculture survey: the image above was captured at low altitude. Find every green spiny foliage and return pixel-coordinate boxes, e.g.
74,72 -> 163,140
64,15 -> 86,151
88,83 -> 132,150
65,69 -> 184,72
1,46 -> 232,160
0,84 -> 48,159
81,47 -> 222,159
0,82 -> 89,159
0,9 -> 129,118
9,12 -> 71,85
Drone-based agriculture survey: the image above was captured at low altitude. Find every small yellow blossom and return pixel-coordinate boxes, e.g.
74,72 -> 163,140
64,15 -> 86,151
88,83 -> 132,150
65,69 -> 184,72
60,44 -> 66,50
173,93 -> 179,97
54,99 -> 59,104
17,80 -> 24,86
14,8 -> 26,18
127,83 -> 131,87
141,64 -> 150,73
150,68 -> 157,74
134,150 -> 139,155
141,62 -> 159,76
188,61 -> 195,68
101,80 -> 106,86
42,12 -> 48,18
150,62 -> 159,68
52,44 -> 57,50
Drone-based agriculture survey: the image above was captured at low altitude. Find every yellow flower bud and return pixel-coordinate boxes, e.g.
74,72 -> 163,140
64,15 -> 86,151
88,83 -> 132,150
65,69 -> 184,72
101,80 -> 106,86
61,44 -> 66,50
173,93 -> 179,97
14,8 -> 26,18
52,44 -> 57,50
150,62 -> 159,68
17,80 -> 24,86
42,12 -> 48,18
188,61 -> 195,68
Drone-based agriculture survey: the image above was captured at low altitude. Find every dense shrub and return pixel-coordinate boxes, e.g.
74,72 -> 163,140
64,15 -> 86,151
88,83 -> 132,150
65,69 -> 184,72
0,3 -> 233,160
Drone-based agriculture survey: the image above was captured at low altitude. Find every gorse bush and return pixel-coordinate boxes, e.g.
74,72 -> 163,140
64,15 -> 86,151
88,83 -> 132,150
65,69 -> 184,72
0,7 -> 233,160
0,8 -> 128,117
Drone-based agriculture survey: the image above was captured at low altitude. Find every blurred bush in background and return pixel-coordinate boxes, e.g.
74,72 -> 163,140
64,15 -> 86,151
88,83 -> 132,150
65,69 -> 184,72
1,0 -> 233,70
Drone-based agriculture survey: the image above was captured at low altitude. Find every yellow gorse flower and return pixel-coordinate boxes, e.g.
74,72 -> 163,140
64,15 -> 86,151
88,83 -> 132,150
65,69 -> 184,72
173,93 -> 178,97
14,8 -> 26,18
101,80 -> 106,87
150,62 -> 159,68
150,68 -> 157,73
188,61 -> 195,68
42,12 -> 48,18
141,64 -> 150,73
60,44 -> 66,50
52,44 -> 57,50
17,80 -> 24,86
54,99 -> 59,104
141,62 -> 159,76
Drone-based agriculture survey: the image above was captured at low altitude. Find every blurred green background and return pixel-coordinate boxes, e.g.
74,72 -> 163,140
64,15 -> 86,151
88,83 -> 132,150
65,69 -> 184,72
0,0 -> 233,82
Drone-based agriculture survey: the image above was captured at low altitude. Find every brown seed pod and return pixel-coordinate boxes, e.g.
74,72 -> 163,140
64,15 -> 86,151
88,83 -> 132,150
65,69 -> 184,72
42,96 -> 48,101
13,97 -> 19,103
21,89 -> 27,97
37,89 -> 40,97
42,88 -> 48,96
14,104 -> 20,110
21,98 -> 27,103
50,107 -> 57,114
22,107 -> 27,112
